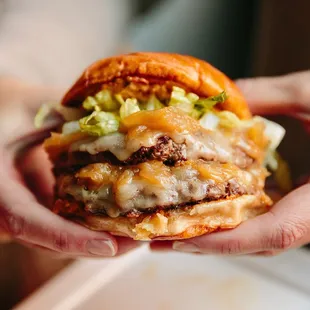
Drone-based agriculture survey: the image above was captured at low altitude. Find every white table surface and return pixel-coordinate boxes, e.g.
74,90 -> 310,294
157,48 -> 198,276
14,246 -> 310,310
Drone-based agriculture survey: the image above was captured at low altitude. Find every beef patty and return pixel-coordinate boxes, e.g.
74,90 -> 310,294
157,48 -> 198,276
54,135 -> 253,170
54,177 -> 250,219
56,136 -> 186,167
55,160 -> 262,218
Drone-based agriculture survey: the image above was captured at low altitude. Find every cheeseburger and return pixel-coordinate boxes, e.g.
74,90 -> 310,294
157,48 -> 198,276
36,52 -> 287,240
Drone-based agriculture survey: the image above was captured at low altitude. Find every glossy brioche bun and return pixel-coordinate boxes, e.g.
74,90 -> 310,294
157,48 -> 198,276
61,52 -> 251,119
73,194 -> 271,241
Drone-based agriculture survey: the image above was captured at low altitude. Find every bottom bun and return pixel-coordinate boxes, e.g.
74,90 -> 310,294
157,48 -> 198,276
76,193 -> 272,240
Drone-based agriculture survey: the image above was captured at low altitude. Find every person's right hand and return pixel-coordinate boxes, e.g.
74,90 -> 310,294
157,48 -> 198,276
235,71 -> 310,132
0,77 -> 139,257
151,70 -> 310,256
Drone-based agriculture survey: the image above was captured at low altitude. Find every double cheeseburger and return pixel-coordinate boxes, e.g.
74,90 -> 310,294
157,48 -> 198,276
36,52 -> 287,240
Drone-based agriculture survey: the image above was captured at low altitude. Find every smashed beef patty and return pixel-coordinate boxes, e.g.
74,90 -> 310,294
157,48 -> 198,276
54,135 -> 254,170
55,161 -> 265,218
56,136 -> 187,167
54,178 -> 248,219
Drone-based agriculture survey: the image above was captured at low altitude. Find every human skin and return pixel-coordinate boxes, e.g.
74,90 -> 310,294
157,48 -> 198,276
151,71 -> 310,256
0,78 -> 140,257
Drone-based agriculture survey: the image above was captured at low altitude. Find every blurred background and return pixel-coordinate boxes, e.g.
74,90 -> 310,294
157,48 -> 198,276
1,0 -> 310,308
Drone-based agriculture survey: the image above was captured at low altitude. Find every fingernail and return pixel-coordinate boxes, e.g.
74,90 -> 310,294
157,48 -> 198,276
172,241 -> 200,253
86,240 -> 116,257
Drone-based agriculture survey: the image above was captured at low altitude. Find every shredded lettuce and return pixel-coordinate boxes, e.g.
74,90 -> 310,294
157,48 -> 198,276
216,110 -> 243,128
199,109 -> 289,189
199,112 -> 219,130
205,91 -> 227,104
82,90 -> 120,112
190,109 -> 204,120
114,94 -> 126,105
62,121 -> 80,135
49,85 -> 291,194
145,95 -> 165,111
193,91 -> 227,118
168,86 -> 198,114
82,87 -> 228,125
255,116 -> 286,171
34,102 -> 55,128
95,90 -> 120,111
79,111 -> 119,136
187,92 -> 200,103
34,101 -> 86,128
169,87 -> 194,105
120,98 -> 140,119
258,117 -> 291,191
82,96 -> 100,111
264,150 -> 278,171
253,116 -> 285,150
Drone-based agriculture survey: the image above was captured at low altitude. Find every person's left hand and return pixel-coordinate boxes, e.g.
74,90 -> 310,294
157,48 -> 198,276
0,77 -> 139,257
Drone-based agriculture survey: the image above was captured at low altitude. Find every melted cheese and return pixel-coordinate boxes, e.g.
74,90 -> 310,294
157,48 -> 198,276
132,194 -> 271,240
57,161 -> 267,217
75,193 -> 272,240
44,132 -> 89,160
51,127 -> 258,167
70,128 -> 163,161
120,107 -> 202,133
44,106 -> 265,165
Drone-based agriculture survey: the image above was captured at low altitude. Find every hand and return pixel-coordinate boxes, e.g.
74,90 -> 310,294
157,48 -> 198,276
0,77 -> 139,257
151,71 -> 310,256
235,71 -> 310,133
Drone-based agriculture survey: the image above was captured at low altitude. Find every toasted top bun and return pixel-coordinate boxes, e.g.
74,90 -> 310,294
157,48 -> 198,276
61,52 -> 251,119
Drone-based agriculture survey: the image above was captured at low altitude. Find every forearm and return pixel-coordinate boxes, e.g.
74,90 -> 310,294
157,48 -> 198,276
0,0 -> 132,87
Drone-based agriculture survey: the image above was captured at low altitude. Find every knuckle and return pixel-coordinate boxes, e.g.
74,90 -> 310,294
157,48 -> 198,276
272,222 -> 306,250
53,231 -> 71,252
219,240 -> 242,255
0,207 -> 25,238
7,215 -> 25,238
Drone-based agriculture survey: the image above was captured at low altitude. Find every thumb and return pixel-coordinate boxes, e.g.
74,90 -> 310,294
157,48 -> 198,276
171,184 -> 310,255
0,178 -> 118,257
235,71 -> 310,116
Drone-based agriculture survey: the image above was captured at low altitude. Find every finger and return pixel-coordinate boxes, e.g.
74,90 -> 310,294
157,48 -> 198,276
18,240 -> 74,260
12,150 -> 141,257
170,212 -> 277,255
0,178 -> 123,257
6,124 -> 60,157
0,77 -> 64,109
171,184 -> 310,255
236,76 -> 298,115
236,71 -> 310,115
17,146 -> 54,206
265,183 -> 310,249
19,237 -> 141,259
